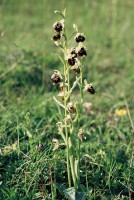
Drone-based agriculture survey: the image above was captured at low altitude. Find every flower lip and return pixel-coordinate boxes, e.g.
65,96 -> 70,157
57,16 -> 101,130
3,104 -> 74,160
69,48 -> 77,58
76,46 -> 87,57
53,19 -> 64,33
68,57 -> 75,66
70,59 -> 80,74
88,85 -> 95,94
51,70 -> 62,85
74,33 -> 85,43
87,84 -> 95,94
66,53 -> 76,66
84,80 -> 95,94
52,34 -> 61,41
66,51 -> 79,66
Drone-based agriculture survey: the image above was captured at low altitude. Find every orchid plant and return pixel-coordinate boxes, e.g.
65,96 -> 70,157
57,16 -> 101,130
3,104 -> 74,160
51,9 -> 95,199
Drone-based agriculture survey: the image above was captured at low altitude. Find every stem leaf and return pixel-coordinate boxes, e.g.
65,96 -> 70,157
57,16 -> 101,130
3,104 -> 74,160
74,159 -> 79,181
59,55 -> 65,66
53,96 -> 65,109
62,8 -> 66,18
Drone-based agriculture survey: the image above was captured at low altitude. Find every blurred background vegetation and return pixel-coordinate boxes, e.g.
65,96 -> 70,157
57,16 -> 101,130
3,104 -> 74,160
0,0 -> 134,199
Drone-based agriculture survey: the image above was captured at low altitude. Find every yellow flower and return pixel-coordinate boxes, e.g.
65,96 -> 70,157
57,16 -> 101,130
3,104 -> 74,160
98,149 -> 106,157
115,109 -> 127,116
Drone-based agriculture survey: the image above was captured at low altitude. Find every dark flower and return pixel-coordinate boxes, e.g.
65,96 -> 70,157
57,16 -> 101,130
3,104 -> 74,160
53,20 -> 64,33
87,85 -> 95,94
74,33 -> 85,43
68,57 -> 76,66
70,48 -> 77,58
77,47 -> 87,57
84,80 -> 95,94
71,65 -> 80,75
51,70 -> 62,85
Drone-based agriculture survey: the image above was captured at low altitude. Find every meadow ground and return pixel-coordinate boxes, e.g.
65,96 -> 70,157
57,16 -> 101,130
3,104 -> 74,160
0,0 -> 134,199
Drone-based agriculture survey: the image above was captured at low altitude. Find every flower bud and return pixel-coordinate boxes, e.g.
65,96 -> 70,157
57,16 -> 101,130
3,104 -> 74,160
56,122 -> 64,134
52,138 -> 59,151
58,90 -> 64,101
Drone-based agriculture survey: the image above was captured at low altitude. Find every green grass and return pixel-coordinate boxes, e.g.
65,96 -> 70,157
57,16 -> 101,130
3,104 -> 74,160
0,0 -> 134,199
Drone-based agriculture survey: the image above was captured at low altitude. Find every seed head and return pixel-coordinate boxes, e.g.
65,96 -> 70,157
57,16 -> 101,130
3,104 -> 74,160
51,70 -> 62,85
74,33 -> 85,43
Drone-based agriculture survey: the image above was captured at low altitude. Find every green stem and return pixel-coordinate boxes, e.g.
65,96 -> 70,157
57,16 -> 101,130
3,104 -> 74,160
68,68 -> 70,100
80,63 -> 84,103
63,31 -> 71,188
77,138 -> 81,187
77,61 -> 84,188
64,75 -> 71,188
64,65 -> 71,188
69,137 -> 77,190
